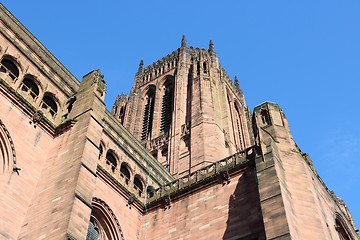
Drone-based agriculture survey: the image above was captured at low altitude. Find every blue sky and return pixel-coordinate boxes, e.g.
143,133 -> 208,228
2,0 -> 359,228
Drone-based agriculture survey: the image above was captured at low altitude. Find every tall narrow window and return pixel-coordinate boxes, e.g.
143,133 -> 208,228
119,106 -> 126,124
160,82 -> 174,134
234,104 -> 244,150
141,89 -> 155,140
203,62 -> 207,73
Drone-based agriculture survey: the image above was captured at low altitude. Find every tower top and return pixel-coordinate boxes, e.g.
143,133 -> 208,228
181,35 -> 186,47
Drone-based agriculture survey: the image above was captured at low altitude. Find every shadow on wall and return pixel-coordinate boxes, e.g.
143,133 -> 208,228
223,167 -> 266,240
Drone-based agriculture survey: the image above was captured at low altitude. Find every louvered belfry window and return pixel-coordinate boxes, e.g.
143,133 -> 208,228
160,85 -> 174,134
141,91 -> 155,140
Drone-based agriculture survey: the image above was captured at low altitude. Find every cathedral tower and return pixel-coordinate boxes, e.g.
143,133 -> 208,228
113,37 -> 253,177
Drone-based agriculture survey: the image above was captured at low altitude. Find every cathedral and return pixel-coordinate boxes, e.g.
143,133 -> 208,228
0,4 -> 358,240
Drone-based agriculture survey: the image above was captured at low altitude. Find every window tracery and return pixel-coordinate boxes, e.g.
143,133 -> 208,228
160,79 -> 174,134
86,198 -> 125,240
141,88 -> 155,141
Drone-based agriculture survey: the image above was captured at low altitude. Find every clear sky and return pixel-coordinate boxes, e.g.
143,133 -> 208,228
2,0 -> 359,228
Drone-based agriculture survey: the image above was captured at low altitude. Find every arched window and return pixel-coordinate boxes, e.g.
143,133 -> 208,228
234,103 -> 244,149
41,94 -> 58,117
88,198 -> 125,240
160,78 -> 174,134
105,151 -> 117,173
0,58 -> 19,81
141,87 -> 156,140
21,77 -> 39,100
119,106 -> 126,124
0,119 -> 17,172
335,213 -> 354,240
203,62 -> 207,74
133,176 -> 143,196
120,164 -> 131,185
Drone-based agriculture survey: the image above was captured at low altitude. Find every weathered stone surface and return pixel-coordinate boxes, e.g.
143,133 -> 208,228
0,4 -> 358,240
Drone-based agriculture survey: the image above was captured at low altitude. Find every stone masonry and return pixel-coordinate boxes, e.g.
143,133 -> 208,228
0,3 -> 358,240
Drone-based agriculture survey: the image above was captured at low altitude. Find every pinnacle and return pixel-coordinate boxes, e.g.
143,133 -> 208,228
209,39 -> 215,53
181,35 -> 186,47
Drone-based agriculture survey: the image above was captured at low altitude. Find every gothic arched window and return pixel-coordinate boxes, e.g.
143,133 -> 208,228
335,213 -> 354,240
87,198 -> 125,240
141,87 -> 156,140
234,103 -> 244,150
160,78 -> 174,134
0,119 -> 17,173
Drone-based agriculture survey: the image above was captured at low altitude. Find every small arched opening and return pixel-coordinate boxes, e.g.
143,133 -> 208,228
105,151 -> 117,173
133,176 -> 143,196
0,58 -> 19,81
41,94 -> 58,118
120,163 -> 131,185
21,77 -> 39,100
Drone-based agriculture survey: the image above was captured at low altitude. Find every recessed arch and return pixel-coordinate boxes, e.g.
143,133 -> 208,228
141,85 -> 156,141
20,75 -> 40,100
133,174 -> 144,196
87,197 -> 125,240
41,93 -> 59,118
105,150 -> 118,173
159,76 -> 174,134
120,162 -> 131,185
0,56 -> 20,81
0,119 -> 17,173
334,212 -> 355,240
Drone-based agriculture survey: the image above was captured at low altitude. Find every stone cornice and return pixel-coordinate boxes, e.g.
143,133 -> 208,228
102,110 -> 175,184
0,4 -> 79,96
146,146 -> 258,210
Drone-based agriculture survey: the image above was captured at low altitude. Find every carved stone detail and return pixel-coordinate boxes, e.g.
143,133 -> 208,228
92,70 -> 106,96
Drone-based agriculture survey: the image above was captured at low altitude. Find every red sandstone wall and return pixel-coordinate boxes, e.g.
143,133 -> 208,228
143,168 -> 265,240
93,176 -> 143,240
0,92 -> 53,239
